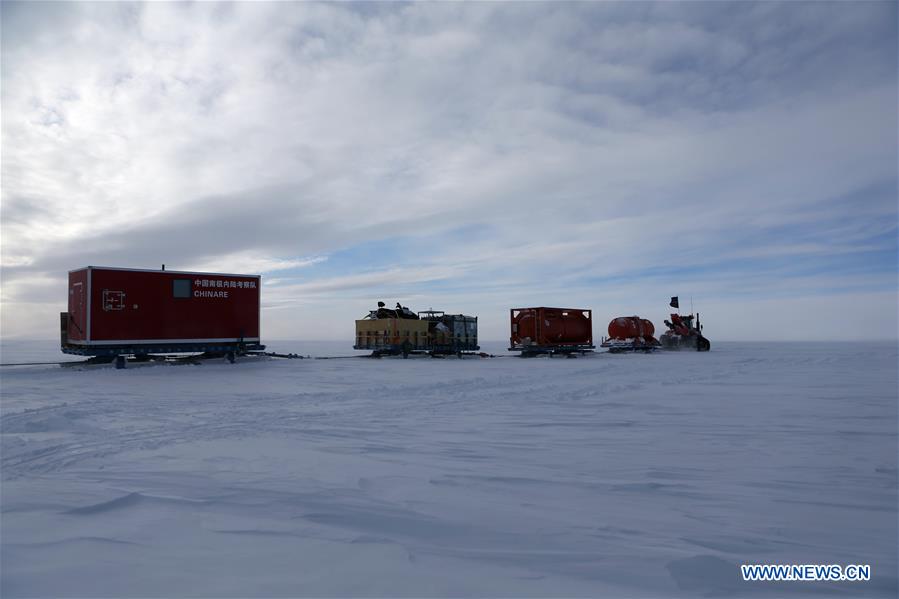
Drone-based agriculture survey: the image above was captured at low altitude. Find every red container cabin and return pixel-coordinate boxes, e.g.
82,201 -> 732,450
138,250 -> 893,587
509,307 -> 594,355
61,266 -> 263,357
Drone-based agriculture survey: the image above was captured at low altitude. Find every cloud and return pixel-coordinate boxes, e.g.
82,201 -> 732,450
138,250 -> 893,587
186,253 -> 327,277
1,1 -> 896,341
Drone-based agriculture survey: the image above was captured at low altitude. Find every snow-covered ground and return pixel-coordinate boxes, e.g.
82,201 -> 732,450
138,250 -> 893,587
1,341 -> 896,597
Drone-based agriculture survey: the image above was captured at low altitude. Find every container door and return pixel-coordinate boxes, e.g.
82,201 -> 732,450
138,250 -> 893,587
68,281 -> 86,341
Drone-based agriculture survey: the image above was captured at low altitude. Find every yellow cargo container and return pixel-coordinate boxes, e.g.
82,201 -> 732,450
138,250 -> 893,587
354,318 -> 430,354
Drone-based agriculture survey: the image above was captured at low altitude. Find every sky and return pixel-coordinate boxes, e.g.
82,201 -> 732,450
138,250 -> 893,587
1,1 -> 897,342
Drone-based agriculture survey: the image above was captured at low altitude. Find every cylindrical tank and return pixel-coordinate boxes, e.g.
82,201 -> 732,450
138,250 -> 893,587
607,316 -> 655,340
513,308 -> 592,345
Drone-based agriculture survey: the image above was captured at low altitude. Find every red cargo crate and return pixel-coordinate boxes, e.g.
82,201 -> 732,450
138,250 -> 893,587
62,266 -> 262,356
509,307 -> 594,354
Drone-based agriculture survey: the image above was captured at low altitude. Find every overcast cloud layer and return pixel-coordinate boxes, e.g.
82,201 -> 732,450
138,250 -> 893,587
2,1 -> 897,341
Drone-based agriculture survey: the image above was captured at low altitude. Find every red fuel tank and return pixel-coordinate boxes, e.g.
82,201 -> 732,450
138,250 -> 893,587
510,307 -> 593,347
607,316 -> 656,340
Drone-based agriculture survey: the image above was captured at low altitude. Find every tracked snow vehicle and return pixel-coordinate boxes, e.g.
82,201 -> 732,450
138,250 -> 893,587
660,312 -> 710,351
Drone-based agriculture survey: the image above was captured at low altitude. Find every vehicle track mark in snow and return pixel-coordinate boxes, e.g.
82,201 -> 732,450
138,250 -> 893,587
4,536 -> 142,547
211,529 -> 309,538
64,492 -> 209,515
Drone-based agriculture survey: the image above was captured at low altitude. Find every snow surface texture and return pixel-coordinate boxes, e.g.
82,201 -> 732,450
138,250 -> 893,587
1,341 -> 897,597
